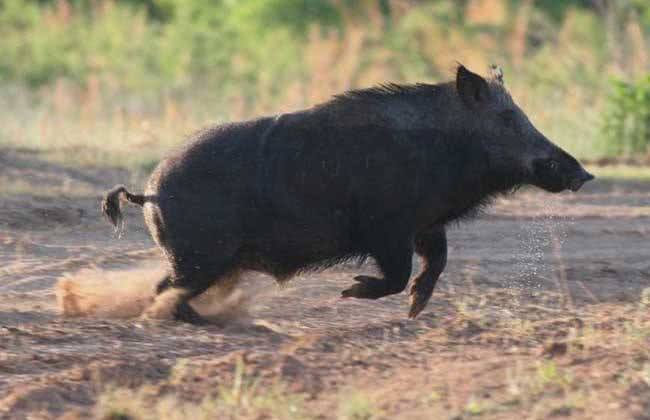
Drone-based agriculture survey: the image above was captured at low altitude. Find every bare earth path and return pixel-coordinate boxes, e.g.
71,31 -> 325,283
1,150 -> 649,419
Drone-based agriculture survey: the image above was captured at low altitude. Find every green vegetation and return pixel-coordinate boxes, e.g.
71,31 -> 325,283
0,0 -> 648,169
602,75 -> 650,156
338,390 -> 381,420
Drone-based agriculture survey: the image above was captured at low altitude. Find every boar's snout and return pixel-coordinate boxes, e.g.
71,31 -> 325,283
530,144 -> 595,193
568,169 -> 595,192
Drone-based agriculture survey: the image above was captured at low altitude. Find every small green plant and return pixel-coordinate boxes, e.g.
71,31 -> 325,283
427,389 -> 443,403
602,75 -> 650,156
535,361 -> 572,391
464,398 -> 486,416
338,391 -> 380,420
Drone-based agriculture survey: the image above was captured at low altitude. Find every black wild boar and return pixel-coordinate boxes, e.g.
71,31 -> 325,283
102,65 -> 594,323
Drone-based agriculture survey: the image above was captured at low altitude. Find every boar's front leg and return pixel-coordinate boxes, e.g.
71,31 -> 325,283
341,225 -> 413,300
408,225 -> 447,319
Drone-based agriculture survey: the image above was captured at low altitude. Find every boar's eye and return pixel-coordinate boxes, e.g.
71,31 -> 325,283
547,160 -> 559,171
499,110 -> 517,129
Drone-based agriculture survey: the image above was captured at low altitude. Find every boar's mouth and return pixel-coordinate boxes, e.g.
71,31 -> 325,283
568,170 -> 595,192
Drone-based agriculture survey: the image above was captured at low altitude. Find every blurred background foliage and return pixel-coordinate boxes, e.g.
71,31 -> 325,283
0,0 -> 648,168
602,76 -> 650,156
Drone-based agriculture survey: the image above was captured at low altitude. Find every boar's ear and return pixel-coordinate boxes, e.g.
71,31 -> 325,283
456,65 -> 490,107
489,64 -> 504,84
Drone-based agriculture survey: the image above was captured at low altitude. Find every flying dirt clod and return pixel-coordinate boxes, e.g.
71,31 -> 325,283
101,64 -> 594,324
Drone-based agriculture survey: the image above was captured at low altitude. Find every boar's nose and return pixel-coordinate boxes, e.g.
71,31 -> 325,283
569,169 -> 595,192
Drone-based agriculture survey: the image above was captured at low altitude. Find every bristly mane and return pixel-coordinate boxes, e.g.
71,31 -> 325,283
328,82 -> 439,105
311,81 -> 455,129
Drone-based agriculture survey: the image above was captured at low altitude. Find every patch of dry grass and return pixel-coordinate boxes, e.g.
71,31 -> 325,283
337,390 -> 382,420
95,357 -> 308,420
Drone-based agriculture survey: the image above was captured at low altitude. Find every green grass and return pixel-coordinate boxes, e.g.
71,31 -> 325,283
1,0 -> 647,166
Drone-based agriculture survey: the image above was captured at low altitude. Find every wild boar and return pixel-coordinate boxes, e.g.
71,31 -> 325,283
102,64 -> 594,323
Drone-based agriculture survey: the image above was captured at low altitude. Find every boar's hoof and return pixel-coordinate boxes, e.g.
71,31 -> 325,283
174,301 -> 208,325
408,285 -> 433,319
341,275 -> 389,299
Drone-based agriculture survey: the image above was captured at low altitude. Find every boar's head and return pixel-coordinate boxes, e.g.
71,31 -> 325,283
454,64 -> 594,193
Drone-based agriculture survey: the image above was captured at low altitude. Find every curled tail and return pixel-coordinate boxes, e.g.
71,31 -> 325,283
101,185 -> 145,232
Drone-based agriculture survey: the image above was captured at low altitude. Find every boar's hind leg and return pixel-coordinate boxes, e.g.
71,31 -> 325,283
147,255 -> 236,324
408,226 -> 447,319
151,273 -> 205,323
341,227 -> 413,300
155,274 -> 173,294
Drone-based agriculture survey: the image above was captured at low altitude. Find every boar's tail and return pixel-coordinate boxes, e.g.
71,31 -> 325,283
101,185 -> 145,232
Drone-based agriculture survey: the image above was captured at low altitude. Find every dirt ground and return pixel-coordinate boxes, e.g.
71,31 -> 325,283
1,149 -> 650,419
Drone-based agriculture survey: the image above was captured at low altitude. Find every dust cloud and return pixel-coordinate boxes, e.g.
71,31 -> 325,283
56,266 -> 250,323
